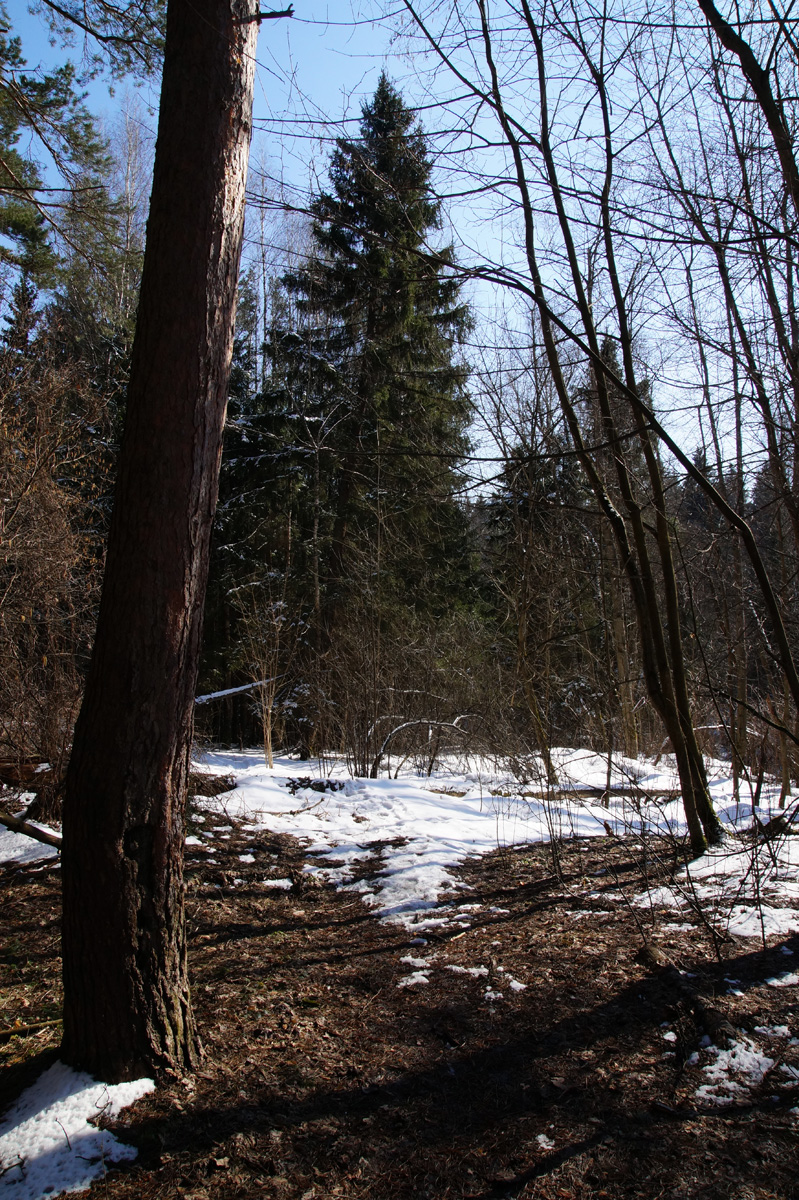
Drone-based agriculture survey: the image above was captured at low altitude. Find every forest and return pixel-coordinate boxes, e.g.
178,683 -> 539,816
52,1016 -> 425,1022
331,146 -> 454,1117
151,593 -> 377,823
6,5 -> 799,849
2,0 -> 799,1197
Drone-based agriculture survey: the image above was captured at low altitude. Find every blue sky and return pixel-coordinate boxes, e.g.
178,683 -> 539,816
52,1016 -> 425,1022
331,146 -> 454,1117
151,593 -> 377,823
8,2 -> 749,471
13,4 -> 397,170
249,6 -> 397,206
12,3 -> 416,255
9,1 -> 474,321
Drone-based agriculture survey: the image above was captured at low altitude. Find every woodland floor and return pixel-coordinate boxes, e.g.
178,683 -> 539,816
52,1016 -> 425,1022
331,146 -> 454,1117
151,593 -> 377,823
2,811 -> 799,1200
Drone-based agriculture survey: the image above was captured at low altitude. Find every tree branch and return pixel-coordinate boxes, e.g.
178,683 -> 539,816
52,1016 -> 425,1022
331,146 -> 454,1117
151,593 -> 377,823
696,0 -> 799,214
0,809 -> 62,850
234,6 -> 293,22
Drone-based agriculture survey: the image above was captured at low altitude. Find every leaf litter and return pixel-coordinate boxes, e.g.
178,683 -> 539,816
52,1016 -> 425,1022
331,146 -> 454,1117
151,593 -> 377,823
1,748 -> 799,1197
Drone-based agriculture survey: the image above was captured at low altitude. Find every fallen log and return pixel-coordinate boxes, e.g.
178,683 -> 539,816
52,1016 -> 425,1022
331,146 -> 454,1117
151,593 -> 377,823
0,809 -> 62,850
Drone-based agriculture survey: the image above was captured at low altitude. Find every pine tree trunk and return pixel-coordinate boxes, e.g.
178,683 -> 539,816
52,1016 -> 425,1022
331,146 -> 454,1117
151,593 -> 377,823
61,0 -> 259,1082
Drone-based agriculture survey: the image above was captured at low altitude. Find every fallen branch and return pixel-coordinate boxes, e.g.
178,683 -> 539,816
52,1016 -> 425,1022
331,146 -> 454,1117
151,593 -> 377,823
0,809 -> 62,849
194,676 -> 283,705
0,1017 -> 62,1042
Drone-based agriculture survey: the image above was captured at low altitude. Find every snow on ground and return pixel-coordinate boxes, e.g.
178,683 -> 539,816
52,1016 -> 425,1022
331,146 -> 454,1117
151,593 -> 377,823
194,748 -> 675,931
690,1036 -> 776,1107
195,747 -> 799,940
632,798 -> 799,942
0,823 -> 58,870
0,1061 -> 153,1199
3,746 -> 799,1196
195,747 -> 799,1091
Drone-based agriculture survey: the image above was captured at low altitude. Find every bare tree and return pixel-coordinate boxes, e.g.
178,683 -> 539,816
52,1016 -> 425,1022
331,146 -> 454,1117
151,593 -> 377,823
232,550 -> 303,769
638,0 -> 799,784
398,0 -> 724,851
0,283 -> 107,801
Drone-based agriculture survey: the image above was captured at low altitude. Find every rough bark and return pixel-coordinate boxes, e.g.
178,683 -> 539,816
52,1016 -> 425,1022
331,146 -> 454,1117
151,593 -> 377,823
61,0 -> 259,1082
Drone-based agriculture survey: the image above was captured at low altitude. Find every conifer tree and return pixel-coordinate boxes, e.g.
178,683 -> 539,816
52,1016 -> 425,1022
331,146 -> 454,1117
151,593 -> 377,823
205,75 -> 476,757
280,72 -> 472,630
0,10 -> 108,285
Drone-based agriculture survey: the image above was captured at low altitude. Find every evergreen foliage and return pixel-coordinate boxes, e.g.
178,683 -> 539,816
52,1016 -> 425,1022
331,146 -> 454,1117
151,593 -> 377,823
0,9 -> 109,284
276,72 -> 473,617
203,75 -> 478,756
30,0 -> 165,78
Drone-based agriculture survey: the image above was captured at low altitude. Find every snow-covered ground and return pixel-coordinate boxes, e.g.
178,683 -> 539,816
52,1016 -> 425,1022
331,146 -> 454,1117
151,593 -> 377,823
2,746 -> 798,1196
0,1064 -> 153,1199
0,822 -> 57,870
194,747 -> 799,937
198,747 -> 649,929
191,748 -> 799,1119
0,816 -> 149,1200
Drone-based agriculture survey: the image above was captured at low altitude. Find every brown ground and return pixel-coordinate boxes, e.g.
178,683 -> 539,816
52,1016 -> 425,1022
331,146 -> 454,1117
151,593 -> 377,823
2,805 -> 799,1199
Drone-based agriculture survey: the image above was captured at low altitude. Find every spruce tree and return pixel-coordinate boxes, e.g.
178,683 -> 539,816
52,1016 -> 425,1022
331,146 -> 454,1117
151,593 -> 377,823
280,72 -> 472,630
203,75 -> 476,758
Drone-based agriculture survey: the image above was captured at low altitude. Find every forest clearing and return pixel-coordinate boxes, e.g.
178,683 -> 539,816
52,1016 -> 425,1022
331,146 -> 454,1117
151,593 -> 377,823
2,752 -> 799,1198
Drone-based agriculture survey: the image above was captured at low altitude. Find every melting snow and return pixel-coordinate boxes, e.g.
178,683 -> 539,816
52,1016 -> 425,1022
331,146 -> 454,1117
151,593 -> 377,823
397,971 -> 429,988
695,1037 -> 774,1106
0,1061 -> 153,1200
4,746 -> 799,1200
766,972 -> 799,988
190,750 -> 695,932
183,750 -> 799,943
0,823 -> 58,868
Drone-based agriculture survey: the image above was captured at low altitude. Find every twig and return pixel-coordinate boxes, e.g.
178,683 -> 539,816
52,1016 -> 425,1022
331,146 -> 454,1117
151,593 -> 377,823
233,5 -> 294,22
359,987 -> 383,1013
0,1017 -> 62,1042
255,795 -> 331,818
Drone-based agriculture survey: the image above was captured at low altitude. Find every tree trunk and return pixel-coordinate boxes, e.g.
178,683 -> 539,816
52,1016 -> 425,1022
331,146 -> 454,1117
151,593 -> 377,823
61,0 -> 259,1082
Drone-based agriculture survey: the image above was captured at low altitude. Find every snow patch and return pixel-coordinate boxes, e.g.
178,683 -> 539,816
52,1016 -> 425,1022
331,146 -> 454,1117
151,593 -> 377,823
397,972 -> 429,988
0,1060 -> 153,1200
694,1036 -> 774,1106
0,824 -> 58,868
766,972 -> 799,988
